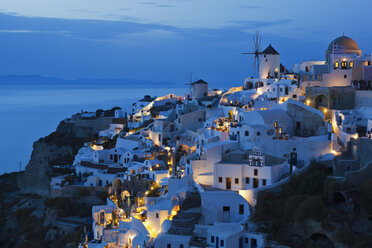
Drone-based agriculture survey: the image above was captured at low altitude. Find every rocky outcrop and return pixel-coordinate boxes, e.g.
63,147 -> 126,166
17,119 -> 102,196
18,141 -> 76,196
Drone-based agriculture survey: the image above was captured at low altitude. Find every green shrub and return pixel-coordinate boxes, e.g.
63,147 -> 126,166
283,195 -> 307,220
253,191 -> 277,220
295,196 -> 328,222
15,207 -> 34,223
297,168 -> 327,194
360,179 -> 372,214
335,226 -> 355,246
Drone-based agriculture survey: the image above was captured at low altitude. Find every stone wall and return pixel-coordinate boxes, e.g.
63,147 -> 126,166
355,90 -> 372,108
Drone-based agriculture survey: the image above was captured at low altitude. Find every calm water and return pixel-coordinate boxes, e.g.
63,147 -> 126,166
0,85 -> 186,174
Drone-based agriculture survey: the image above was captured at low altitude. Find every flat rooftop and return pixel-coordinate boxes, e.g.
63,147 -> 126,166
217,149 -> 286,166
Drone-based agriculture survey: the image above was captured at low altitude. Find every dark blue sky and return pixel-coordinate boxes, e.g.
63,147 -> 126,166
0,0 -> 371,86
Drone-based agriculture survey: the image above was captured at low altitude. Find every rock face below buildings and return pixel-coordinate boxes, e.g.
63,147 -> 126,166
17,120 -> 99,196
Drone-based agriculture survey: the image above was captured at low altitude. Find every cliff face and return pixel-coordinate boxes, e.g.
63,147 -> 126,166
18,141 -> 75,196
17,120 -> 101,196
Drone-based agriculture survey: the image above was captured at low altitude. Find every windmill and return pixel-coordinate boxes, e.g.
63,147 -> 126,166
185,72 -> 196,100
242,30 -> 262,77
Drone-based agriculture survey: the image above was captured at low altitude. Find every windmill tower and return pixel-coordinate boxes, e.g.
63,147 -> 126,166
259,44 -> 280,79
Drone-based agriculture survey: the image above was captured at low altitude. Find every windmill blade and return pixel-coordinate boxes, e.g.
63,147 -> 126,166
253,58 -> 257,76
242,30 -> 263,77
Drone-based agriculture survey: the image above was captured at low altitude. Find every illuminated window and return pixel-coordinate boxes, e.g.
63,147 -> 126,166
334,61 -> 339,69
341,61 -> 347,69
349,61 -> 353,68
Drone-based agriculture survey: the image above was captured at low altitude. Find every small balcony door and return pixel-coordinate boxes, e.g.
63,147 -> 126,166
223,206 -> 230,222
226,177 -> 231,190
253,178 -> 259,188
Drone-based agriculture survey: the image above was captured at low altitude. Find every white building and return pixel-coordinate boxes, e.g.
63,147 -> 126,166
259,45 -> 280,79
213,147 -> 289,190
191,79 -> 209,100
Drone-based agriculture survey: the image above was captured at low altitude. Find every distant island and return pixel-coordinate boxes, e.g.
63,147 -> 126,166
0,74 -> 176,88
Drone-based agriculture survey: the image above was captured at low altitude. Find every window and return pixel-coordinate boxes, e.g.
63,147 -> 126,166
256,132 -> 260,136
254,169 -> 258,176
245,131 -> 249,136
220,240 -> 224,247
280,88 -> 282,92
262,179 -> 267,186
344,74 -> 347,78
239,204 -> 244,215
251,238 -> 257,247
293,94 -> 297,99
199,118 -> 202,122
245,237 -> 249,244
158,134 -> 161,142
167,244 -> 171,248
211,236 -> 215,243
235,178 -> 239,184
219,177 -> 223,183
178,118 -> 181,123
341,61 -> 347,69
245,177 -> 250,184
349,61 -> 353,68
223,206 -> 230,211
110,154 -> 113,160
156,213 -> 159,218
334,61 -> 339,69
180,245 -> 184,248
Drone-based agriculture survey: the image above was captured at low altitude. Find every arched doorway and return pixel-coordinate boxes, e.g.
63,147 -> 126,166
246,81 -> 253,89
112,178 -> 123,196
315,95 -> 328,109
332,192 -> 346,205
306,233 -> 335,248
255,81 -> 264,89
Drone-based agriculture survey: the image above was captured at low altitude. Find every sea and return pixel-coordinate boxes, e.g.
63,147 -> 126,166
0,85 -> 186,174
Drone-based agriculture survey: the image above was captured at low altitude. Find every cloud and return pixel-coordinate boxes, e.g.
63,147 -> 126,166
0,29 -> 70,34
233,19 -> 293,30
139,1 -> 173,7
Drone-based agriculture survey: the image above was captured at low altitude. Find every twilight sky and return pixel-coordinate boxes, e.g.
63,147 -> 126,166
0,0 -> 371,86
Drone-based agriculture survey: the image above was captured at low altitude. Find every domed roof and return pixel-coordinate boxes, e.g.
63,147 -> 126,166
327,35 -> 359,52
